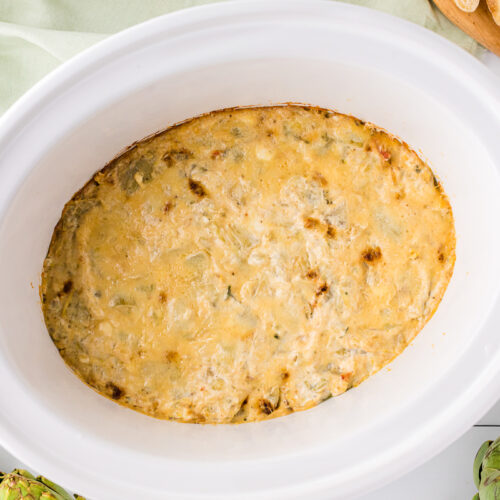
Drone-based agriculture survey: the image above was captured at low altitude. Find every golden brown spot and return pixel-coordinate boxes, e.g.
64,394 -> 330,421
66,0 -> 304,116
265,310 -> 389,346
281,371 -> 290,381
326,225 -> 336,239
105,382 -> 124,400
163,201 -> 173,213
362,246 -> 382,263
341,372 -> 353,381
165,350 -> 179,363
303,216 -> 320,229
188,178 -> 207,198
159,291 -> 167,303
438,251 -> 445,263
62,280 -> 73,294
305,269 -> 318,279
316,283 -> 329,296
259,398 -> 275,415
236,396 -> 249,414
312,172 -> 328,186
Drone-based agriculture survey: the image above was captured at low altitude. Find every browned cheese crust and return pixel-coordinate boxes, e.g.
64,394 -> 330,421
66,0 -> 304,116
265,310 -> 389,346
41,106 -> 455,423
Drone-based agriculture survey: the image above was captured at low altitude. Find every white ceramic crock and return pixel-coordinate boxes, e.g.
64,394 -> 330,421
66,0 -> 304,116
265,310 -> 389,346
0,1 -> 499,498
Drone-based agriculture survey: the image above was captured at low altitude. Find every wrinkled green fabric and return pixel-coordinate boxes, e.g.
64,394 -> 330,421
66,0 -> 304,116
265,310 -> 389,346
0,0 -> 482,114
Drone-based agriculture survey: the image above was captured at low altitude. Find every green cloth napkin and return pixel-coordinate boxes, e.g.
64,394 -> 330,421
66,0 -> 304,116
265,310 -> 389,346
0,0 -> 482,115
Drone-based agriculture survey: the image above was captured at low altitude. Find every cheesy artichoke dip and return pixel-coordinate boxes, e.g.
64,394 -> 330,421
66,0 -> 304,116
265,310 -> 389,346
41,106 -> 455,423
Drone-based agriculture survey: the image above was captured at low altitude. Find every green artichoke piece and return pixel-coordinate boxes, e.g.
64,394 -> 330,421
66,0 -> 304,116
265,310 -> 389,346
0,469 -> 82,500
474,437 -> 500,499
484,438 -> 500,472
475,441 -> 493,489
38,475 -> 74,500
478,468 -> 500,500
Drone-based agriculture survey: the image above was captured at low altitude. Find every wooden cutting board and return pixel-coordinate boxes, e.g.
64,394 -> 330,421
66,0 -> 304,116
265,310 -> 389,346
434,0 -> 500,56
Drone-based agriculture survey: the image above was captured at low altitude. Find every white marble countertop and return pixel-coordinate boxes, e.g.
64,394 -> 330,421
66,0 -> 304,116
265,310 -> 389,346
0,43 -> 499,500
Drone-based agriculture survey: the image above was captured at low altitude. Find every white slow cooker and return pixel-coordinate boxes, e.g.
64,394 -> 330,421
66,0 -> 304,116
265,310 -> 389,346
0,1 -> 499,498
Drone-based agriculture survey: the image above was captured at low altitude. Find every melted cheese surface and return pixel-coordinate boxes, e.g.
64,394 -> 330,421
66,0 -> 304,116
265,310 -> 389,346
42,106 -> 455,423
